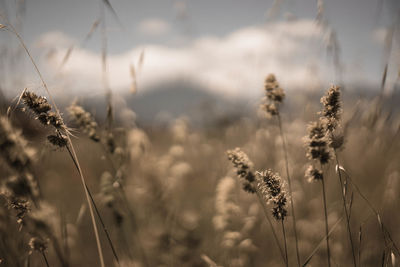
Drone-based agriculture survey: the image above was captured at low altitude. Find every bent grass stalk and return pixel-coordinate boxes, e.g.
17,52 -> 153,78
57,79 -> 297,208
333,148 -> 357,267
277,113 -> 301,267
302,214 -> 344,267
339,168 -> 400,256
0,15 -> 105,267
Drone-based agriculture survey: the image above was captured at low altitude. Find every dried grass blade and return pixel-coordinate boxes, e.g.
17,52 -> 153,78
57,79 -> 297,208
302,215 -> 343,267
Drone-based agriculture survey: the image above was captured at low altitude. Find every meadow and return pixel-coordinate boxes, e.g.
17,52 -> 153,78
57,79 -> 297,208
1,1 -> 400,267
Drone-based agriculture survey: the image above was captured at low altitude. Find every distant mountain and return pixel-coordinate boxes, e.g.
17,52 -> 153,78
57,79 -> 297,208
2,80 -> 398,128
80,80 -> 250,127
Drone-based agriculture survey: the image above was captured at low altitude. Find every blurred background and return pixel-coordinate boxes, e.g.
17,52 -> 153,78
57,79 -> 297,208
0,0 -> 399,124
1,1 -> 400,267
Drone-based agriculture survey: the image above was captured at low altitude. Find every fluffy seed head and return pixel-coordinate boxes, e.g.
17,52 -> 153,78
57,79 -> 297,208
67,103 -> 100,142
305,120 -> 331,165
262,74 -> 285,116
320,85 -> 341,131
256,170 -> 287,220
21,90 -> 51,115
0,116 -> 35,171
305,165 -> 323,182
264,74 -> 285,103
213,176 -> 240,231
47,134 -> 68,148
8,197 -> 30,226
226,148 -> 256,194
22,90 -> 65,130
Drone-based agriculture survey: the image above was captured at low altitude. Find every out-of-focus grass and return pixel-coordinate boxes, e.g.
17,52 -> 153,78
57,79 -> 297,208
1,87 -> 399,266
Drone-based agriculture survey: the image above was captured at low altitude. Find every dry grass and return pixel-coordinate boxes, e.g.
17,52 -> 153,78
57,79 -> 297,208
1,74 -> 399,266
1,3 -> 400,267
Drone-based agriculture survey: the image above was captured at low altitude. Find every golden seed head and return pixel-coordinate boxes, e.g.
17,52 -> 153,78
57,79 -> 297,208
226,148 -> 256,194
0,116 -> 35,171
256,170 -> 287,220
262,74 -> 285,116
305,120 -> 331,165
22,90 -> 65,130
67,103 -> 100,142
305,165 -> 323,182
320,85 -> 341,131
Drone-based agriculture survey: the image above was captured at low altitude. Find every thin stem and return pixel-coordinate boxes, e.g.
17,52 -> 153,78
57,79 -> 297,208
99,140 -> 147,266
42,252 -> 50,267
333,149 -> 357,267
86,182 -> 120,265
358,225 -> 362,266
321,175 -> 331,267
60,211 -> 70,265
48,233 -> 69,267
65,146 -> 120,265
100,1 -> 113,131
255,189 -> 286,264
118,186 -> 150,267
278,113 -> 301,267
281,219 -> 289,267
341,170 -> 400,256
97,124 -> 147,265
0,14 -> 105,267
65,144 -> 105,267
302,215 -> 344,267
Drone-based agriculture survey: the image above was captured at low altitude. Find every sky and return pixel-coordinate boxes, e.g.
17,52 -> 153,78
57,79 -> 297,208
0,0 -> 399,99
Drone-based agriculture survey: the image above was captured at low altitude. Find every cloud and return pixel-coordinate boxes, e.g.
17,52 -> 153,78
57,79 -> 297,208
37,19 -> 330,99
372,27 -> 387,45
35,31 -> 77,49
137,18 -> 171,36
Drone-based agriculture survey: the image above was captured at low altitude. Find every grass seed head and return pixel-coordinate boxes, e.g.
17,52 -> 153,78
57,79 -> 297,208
67,103 -> 100,142
226,148 -> 256,194
320,85 -> 341,131
8,197 -> 30,226
262,74 -> 285,116
22,90 -> 65,130
21,91 -> 51,115
256,170 -> 287,220
47,134 -> 68,148
0,116 -> 35,171
305,120 -> 331,165
305,165 -> 324,182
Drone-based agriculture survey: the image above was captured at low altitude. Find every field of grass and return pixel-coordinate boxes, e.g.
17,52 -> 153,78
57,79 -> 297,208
1,1 -> 400,267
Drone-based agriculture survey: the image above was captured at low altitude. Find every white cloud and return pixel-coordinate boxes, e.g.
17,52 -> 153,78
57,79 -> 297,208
37,19 -> 330,99
35,31 -> 77,49
137,18 -> 170,36
372,27 -> 387,45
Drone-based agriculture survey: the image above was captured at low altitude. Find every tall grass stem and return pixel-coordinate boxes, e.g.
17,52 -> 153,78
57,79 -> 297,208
333,149 -> 357,266
278,114 -> 301,266
321,171 -> 331,267
255,188 -> 286,265
0,15 -> 106,267
281,219 -> 289,267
